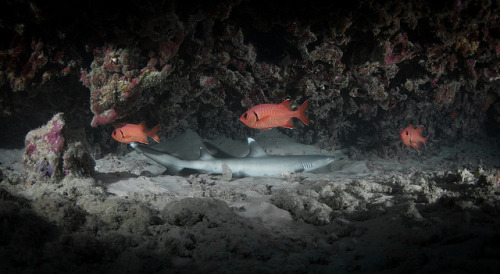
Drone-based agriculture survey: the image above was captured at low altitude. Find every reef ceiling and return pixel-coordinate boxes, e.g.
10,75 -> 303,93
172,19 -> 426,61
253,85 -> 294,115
0,0 -> 499,152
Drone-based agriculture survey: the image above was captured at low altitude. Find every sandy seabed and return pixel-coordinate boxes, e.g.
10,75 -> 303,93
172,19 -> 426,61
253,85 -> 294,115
1,129 -> 500,273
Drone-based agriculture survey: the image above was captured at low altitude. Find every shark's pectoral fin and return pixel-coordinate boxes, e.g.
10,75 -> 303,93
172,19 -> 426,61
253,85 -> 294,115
294,167 -> 305,173
130,142 -> 185,174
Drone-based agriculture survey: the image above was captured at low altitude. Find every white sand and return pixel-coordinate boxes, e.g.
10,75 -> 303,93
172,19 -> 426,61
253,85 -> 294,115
1,129 -> 499,272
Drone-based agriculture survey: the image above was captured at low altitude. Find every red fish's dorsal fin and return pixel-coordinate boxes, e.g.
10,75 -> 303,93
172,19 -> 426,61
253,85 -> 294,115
280,99 -> 292,110
139,122 -> 147,130
416,126 -> 424,134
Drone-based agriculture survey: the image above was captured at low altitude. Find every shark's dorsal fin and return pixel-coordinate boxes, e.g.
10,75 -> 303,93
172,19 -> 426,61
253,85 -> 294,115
198,147 -> 215,160
247,138 -> 268,158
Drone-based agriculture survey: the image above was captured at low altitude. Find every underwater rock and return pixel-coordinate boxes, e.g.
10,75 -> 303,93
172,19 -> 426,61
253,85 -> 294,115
271,189 -> 333,225
23,113 -> 95,182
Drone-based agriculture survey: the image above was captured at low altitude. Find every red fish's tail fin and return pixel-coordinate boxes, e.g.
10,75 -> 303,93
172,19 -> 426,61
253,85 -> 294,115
295,100 -> 309,126
148,125 -> 161,143
422,135 -> 429,146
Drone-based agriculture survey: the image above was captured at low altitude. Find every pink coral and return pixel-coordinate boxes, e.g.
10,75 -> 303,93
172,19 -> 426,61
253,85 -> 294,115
45,118 -> 65,154
91,109 -> 119,127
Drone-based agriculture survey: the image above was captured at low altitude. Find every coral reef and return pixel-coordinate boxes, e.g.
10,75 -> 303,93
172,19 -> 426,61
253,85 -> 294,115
23,113 -> 94,182
0,0 -> 498,153
0,38 -> 77,92
80,43 -> 179,127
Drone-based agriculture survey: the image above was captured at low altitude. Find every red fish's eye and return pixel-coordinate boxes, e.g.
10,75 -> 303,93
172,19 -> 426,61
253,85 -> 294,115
112,131 -> 116,136
243,113 -> 248,119
406,131 -> 409,136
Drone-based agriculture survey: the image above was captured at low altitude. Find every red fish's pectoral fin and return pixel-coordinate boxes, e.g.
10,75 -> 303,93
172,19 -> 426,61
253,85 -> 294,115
282,118 -> 294,129
280,99 -> 292,110
254,115 -> 273,129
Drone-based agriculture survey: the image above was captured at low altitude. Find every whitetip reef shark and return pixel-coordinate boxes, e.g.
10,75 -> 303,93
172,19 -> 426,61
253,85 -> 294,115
130,138 -> 335,177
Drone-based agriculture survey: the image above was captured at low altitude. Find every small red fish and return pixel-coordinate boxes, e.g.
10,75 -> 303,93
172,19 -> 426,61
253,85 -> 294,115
239,100 -> 309,129
111,123 -> 160,144
399,124 -> 429,151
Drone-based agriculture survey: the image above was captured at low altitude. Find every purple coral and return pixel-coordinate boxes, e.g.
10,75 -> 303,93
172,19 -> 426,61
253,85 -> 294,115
35,161 -> 54,178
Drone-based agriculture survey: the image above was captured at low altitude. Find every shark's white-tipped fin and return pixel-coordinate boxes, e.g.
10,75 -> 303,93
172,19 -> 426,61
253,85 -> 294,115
247,138 -> 268,158
199,147 -> 215,160
130,142 -> 143,153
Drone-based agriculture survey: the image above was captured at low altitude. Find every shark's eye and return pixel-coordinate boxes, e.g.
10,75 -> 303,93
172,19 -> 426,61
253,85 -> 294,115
253,111 -> 259,121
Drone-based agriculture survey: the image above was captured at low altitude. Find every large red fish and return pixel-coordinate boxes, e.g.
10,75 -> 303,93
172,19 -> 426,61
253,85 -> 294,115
239,100 -> 309,129
112,123 -> 160,144
399,124 -> 429,151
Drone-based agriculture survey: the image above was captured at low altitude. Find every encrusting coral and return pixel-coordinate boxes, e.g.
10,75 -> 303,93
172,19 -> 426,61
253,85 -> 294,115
23,113 -> 95,182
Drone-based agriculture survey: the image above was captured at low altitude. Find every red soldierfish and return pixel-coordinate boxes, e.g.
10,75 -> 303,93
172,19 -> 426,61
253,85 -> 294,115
239,100 -> 309,129
399,124 -> 429,151
111,123 -> 161,144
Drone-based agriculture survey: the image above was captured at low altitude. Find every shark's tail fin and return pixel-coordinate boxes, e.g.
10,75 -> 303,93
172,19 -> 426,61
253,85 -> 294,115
130,143 -> 184,173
